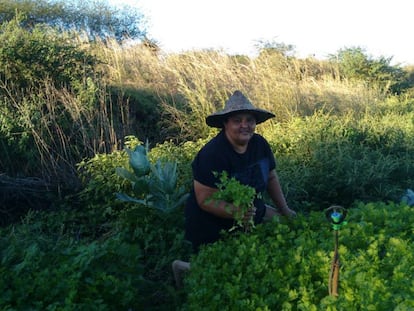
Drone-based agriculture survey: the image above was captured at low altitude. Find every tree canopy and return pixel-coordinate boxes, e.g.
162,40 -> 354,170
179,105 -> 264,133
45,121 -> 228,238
329,47 -> 406,94
0,0 -> 148,41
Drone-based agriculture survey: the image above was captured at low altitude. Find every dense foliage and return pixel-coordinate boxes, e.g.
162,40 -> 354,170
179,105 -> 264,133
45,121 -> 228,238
0,143 -> 192,310
330,47 -> 407,94
266,112 -> 414,206
0,0 -> 147,42
0,16 -> 104,183
1,215 -> 147,310
184,202 -> 414,310
2,3 -> 414,309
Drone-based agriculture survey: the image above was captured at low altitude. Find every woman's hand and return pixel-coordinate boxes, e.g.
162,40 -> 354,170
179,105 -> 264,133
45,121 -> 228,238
242,204 -> 257,223
264,204 -> 296,220
279,205 -> 297,217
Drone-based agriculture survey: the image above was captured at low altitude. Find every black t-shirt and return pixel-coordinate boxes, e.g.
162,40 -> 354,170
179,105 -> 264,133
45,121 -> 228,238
184,130 -> 276,252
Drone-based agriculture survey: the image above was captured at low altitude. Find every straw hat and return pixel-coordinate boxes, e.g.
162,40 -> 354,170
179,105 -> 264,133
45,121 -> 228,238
206,90 -> 275,128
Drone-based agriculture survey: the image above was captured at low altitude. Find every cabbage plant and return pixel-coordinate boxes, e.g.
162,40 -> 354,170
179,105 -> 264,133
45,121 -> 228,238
116,144 -> 189,213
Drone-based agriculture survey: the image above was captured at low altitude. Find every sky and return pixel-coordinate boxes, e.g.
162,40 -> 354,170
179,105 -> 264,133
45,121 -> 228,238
116,0 -> 414,66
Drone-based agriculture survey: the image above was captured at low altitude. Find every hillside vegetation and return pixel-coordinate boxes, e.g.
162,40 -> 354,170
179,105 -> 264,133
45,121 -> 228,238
1,8 -> 414,310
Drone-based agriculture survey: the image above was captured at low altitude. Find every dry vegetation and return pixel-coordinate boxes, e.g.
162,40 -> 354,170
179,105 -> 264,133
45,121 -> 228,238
96,41 -> 388,141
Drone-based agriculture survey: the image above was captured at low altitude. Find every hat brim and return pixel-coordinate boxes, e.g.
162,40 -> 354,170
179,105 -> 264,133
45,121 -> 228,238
206,109 -> 275,128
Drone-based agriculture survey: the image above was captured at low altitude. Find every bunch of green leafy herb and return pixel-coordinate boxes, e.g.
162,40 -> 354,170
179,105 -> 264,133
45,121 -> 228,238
207,171 -> 257,231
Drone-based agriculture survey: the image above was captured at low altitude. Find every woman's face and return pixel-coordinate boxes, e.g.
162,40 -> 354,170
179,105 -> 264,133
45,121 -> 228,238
224,112 -> 256,148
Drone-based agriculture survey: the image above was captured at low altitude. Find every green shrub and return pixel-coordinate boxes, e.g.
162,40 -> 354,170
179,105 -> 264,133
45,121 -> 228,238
0,211 -> 149,310
0,138 -> 193,310
74,148 -> 131,238
265,113 -> 414,209
149,138 -> 209,190
183,201 -> 414,310
0,16 -> 99,90
75,138 -> 193,308
0,16 -> 111,187
115,141 -> 193,275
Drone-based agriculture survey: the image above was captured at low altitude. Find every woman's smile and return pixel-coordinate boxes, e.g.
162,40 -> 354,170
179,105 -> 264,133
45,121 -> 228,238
224,113 -> 257,152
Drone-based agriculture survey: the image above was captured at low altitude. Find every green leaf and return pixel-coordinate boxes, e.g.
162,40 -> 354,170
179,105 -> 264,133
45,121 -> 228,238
116,193 -> 147,205
115,167 -> 138,182
127,146 -> 150,177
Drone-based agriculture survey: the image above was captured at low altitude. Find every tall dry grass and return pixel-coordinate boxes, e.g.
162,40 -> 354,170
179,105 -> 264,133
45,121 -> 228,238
1,79 -> 119,189
97,42 -> 388,140
4,38 -> 394,187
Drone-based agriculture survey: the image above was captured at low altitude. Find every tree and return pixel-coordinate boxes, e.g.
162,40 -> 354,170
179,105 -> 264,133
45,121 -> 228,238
255,39 -> 296,57
0,0 -> 148,42
329,47 -> 406,94
0,15 -> 98,89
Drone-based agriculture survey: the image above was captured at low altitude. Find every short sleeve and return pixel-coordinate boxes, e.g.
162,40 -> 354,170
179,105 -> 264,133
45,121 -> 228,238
192,148 -> 229,188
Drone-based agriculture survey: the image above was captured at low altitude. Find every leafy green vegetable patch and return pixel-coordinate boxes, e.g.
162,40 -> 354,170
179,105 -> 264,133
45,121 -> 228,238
184,202 -> 414,310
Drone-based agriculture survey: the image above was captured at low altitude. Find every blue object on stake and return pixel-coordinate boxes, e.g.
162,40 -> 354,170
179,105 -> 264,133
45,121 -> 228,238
325,205 -> 347,297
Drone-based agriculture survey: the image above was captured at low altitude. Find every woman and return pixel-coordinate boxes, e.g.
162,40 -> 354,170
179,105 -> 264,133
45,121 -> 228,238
184,90 -> 296,253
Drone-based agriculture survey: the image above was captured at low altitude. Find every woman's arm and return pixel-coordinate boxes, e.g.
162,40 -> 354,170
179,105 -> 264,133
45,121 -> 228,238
194,180 -> 256,219
267,169 -> 296,217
